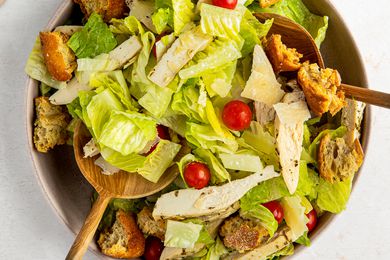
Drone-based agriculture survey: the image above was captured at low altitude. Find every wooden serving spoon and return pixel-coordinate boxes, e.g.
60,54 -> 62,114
66,120 -> 189,260
256,13 -> 390,109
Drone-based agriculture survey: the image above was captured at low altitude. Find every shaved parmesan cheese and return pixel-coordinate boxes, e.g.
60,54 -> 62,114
148,27 -> 213,87
241,45 -> 285,105
49,77 -> 91,105
280,196 -> 308,241
153,166 -> 280,220
274,101 -> 310,194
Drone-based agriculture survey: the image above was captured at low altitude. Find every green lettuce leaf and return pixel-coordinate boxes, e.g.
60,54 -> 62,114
266,243 -> 294,260
110,16 -> 145,36
219,153 -> 263,173
25,37 -> 67,89
158,114 -> 188,137
202,236 -> 228,260
152,8 -> 173,34
138,85 -> 173,118
240,198 -> 279,237
184,219 -> 215,245
296,161 -> 319,200
316,177 -> 353,213
99,111 -> 157,155
193,148 -> 230,184
100,147 -> 147,172
165,220 -> 203,248
248,0 -> 329,46
177,153 -> 200,186
68,13 -> 117,58
172,0 -> 195,35
240,10 -> 273,57
202,61 -> 236,98
205,98 -> 236,140
295,231 -> 311,246
200,3 -> 245,43
138,140 -> 181,183
185,122 -> 239,154
179,39 -> 242,80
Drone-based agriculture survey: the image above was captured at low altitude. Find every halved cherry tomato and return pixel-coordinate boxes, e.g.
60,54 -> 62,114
306,209 -> 317,232
144,236 -> 164,260
145,125 -> 170,155
222,100 -> 252,131
212,0 -> 238,9
184,162 -> 211,189
262,200 -> 284,224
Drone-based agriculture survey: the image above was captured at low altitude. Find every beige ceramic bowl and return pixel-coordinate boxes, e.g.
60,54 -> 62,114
25,0 -> 371,259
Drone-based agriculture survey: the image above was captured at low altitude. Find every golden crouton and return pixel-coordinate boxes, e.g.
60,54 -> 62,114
98,210 -> 145,259
318,133 -> 364,183
40,32 -> 76,81
298,62 -> 346,116
33,97 -> 70,153
74,0 -> 128,22
259,0 -> 281,8
263,34 -> 303,74
137,206 -> 166,241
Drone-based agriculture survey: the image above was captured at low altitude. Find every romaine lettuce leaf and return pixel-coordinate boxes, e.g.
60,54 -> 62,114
316,176 -> 353,213
205,98 -> 235,140
179,39 -> 242,80
177,153 -> 200,186
296,161 -> 319,200
202,237 -> 228,260
200,3 -> 244,43
172,0 -> 195,35
25,37 -> 67,89
248,0 -> 329,46
110,16 -> 145,36
138,140 -> 181,183
295,231 -> 311,246
219,153 -> 263,173
193,148 -> 230,184
240,198 -> 279,237
99,111 -> 157,156
185,122 -> 239,154
202,61 -> 236,98
265,243 -> 294,260
152,8 -> 173,34
164,220 -> 203,248
68,13 -> 117,58
240,10 -> 273,57
138,85 -> 173,118
100,147 -> 147,172
157,114 -> 188,137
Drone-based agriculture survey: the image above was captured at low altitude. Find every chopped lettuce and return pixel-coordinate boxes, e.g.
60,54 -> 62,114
25,37 -> 67,89
138,140 -> 181,183
248,0 -> 329,46
202,61 -> 236,98
205,98 -> 235,140
240,197 -> 279,237
316,177 -> 353,213
138,85 -> 173,118
193,148 -> 230,184
179,39 -> 242,80
185,122 -> 239,154
202,237 -> 228,260
110,16 -> 145,36
296,161 -> 319,200
295,231 -> 311,246
152,7 -> 173,34
99,111 -> 157,156
68,13 -> 117,58
158,114 -> 188,137
100,147 -> 147,172
164,220 -> 203,248
200,3 -> 244,44
266,243 -> 294,260
172,0 -> 195,35
177,153 -> 200,186
219,153 -> 263,173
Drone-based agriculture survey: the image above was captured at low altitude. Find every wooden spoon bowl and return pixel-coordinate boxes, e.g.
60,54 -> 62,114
66,120 -> 189,259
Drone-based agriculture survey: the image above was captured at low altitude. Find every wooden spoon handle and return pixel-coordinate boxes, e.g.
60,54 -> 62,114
65,193 -> 111,260
341,83 -> 390,108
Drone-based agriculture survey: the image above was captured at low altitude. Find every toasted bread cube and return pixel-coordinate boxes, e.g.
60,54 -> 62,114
74,0 -> 128,22
298,62 -> 346,116
40,32 -> 76,81
98,210 -> 145,259
263,34 -> 303,74
259,0 -> 281,8
33,97 -> 70,153
137,206 -> 166,241
318,133 -> 364,183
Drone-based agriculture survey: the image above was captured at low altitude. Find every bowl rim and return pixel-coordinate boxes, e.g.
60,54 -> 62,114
24,0 -> 372,259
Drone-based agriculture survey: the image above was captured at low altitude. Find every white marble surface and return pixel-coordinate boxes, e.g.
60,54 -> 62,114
0,0 -> 389,259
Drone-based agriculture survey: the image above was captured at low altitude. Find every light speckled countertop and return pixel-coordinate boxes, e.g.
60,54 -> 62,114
0,0 -> 389,259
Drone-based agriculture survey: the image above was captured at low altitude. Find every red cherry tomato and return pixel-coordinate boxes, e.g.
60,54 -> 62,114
212,0 -> 238,9
222,100 -> 252,131
184,162 -> 211,189
262,200 -> 284,224
306,209 -> 317,232
144,236 -> 164,260
145,125 -> 170,155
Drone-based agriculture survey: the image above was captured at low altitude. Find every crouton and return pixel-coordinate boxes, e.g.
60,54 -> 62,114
219,215 -> 269,252
39,32 -> 76,81
33,97 -> 70,153
318,133 -> 364,183
98,210 -> 145,259
298,62 -> 346,116
259,0 -> 281,8
263,34 -> 303,74
137,206 -> 166,241
74,0 -> 128,22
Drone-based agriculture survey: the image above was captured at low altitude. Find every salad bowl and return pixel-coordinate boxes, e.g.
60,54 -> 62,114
25,0 -> 370,258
